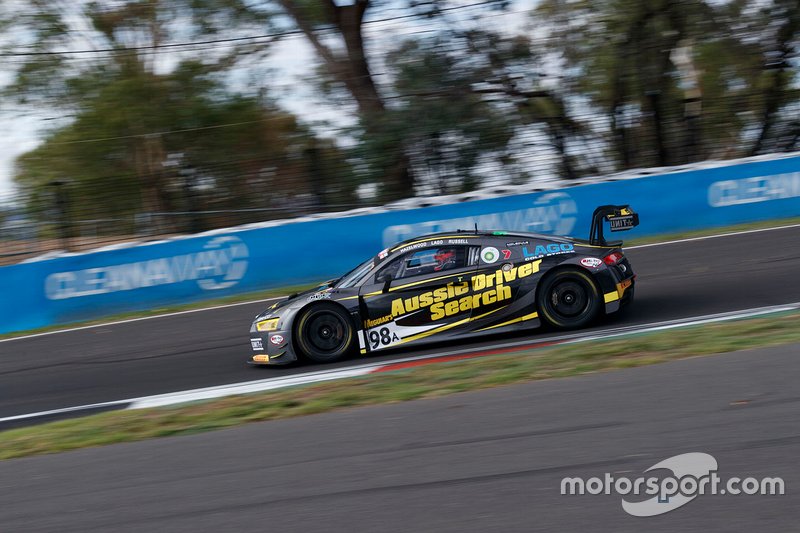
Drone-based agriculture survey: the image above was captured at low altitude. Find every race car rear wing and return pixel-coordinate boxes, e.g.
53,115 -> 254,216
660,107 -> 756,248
589,205 -> 639,246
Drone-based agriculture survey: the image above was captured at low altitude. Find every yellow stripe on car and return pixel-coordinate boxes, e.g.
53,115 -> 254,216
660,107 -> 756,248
395,306 -> 507,346
476,311 -> 539,332
389,272 -> 463,292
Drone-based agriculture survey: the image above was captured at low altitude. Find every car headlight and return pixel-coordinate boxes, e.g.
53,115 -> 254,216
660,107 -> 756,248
256,318 -> 280,331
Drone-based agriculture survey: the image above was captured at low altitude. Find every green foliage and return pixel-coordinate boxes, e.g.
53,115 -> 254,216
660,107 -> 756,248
532,0 -> 800,169
15,60 -> 355,228
3,0 -> 800,232
358,31 -> 527,194
5,1 -> 355,233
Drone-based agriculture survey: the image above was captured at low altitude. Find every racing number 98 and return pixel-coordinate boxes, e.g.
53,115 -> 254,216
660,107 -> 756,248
369,327 -> 393,349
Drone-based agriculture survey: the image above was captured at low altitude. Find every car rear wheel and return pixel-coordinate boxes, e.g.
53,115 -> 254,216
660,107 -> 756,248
537,269 -> 601,329
294,303 -> 355,363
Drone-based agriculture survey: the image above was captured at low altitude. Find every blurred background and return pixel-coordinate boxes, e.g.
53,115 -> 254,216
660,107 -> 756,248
0,0 -> 798,263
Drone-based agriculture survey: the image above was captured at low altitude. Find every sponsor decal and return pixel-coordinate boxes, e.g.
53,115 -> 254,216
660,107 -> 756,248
609,215 -> 636,232
250,338 -> 264,351
364,314 -> 393,329
378,248 -> 390,260
269,334 -> 284,345
44,236 -> 249,300
382,192 -> 577,245
580,257 -> 603,268
501,249 -> 512,260
308,291 -> 332,301
481,247 -> 500,264
390,260 -> 541,321
506,241 -> 529,247
708,172 -> 800,207
522,242 -> 574,260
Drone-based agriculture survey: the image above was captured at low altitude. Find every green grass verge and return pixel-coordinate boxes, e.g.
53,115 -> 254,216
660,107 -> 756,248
2,310 -> 800,460
3,216 -> 799,341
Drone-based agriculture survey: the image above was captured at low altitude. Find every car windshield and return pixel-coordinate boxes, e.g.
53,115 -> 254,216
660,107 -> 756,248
335,258 -> 375,288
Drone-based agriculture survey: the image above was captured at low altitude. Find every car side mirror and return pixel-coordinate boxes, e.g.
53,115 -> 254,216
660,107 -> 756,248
382,273 -> 394,293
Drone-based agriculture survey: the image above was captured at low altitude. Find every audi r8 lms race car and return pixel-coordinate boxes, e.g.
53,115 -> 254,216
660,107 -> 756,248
249,205 -> 639,365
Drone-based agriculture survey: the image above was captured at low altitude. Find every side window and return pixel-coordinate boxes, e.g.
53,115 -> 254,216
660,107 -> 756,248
378,246 -> 478,282
375,258 -> 402,283
375,245 -> 481,283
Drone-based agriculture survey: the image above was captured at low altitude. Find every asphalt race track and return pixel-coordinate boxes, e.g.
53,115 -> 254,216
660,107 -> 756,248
1,225 -> 800,419
1,343 -> 798,532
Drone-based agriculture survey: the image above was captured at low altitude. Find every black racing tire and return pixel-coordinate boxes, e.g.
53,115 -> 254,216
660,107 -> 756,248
537,268 -> 601,330
294,303 -> 356,363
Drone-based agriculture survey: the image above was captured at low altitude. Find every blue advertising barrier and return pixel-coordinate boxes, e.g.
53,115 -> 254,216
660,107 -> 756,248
2,153 -> 800,334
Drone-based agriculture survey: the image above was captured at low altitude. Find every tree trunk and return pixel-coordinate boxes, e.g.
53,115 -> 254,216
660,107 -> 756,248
749,1 -> 798,156
277,0 -> 414,200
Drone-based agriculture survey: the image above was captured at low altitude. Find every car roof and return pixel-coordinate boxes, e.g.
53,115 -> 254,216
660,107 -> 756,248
390,230 -> 577,249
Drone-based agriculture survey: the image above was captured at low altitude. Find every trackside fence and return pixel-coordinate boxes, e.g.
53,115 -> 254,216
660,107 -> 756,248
1,152 -> 799,334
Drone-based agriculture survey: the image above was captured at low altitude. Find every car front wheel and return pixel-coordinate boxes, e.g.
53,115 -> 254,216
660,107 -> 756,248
294,303 -> 355,363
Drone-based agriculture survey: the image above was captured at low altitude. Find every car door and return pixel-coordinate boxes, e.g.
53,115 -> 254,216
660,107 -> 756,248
357,244 -> 479,352
465,238 -> 553,331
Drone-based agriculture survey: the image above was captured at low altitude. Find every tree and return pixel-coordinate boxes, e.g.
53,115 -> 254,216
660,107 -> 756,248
274,0 -> 518,199
274,0 -> 413,200
14,60 -> 353,232
531,0 -> 800,171
377,31 -> 528,193
5,1 -> 354,234
741,0 -> 800,155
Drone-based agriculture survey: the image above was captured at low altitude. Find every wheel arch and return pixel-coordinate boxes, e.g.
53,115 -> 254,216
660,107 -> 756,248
535,264 -> 602,304
291,300 -> 360,362
535,265 -> 604,328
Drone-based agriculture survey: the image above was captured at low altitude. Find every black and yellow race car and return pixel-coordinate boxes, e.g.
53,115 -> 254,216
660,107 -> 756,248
249,205 -> 638,365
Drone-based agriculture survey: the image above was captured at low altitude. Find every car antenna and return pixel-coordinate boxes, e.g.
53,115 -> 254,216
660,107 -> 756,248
474,222 -> 478,234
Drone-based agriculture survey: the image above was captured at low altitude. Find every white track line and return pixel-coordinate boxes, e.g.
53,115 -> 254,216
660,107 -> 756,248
128,367 -> 375,409
3,302 -> 798,424
0,400 -> 132,423
3,221 -> 799,343
0,296 -> 284,344
626,222 -> 800,250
